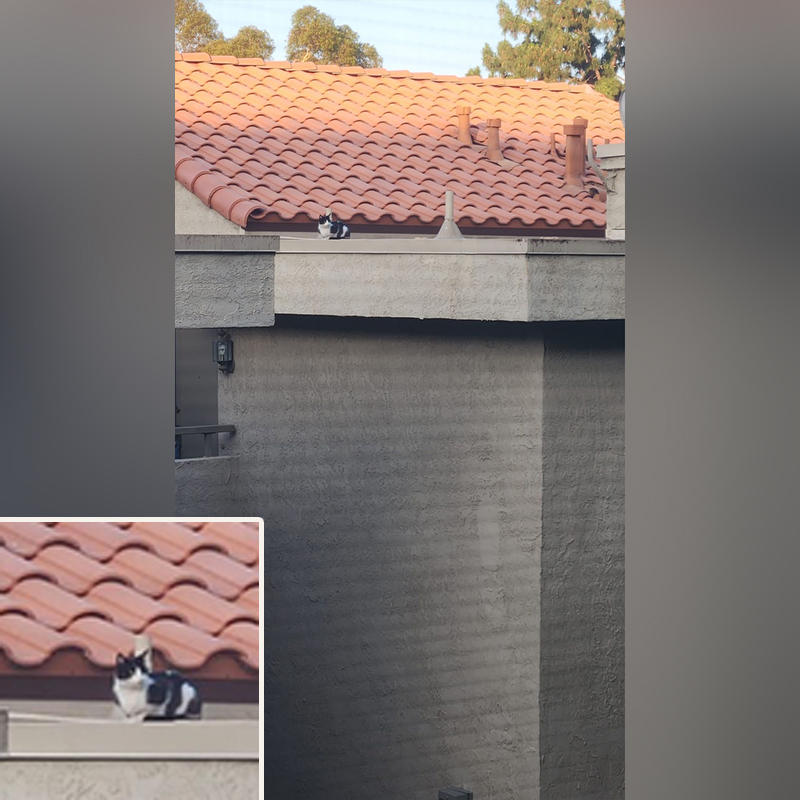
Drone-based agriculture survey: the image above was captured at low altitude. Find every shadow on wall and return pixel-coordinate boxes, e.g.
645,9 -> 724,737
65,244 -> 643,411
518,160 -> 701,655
236,316 -> 545,799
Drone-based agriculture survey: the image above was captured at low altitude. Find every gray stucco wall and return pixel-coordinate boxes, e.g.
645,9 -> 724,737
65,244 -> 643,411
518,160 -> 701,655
174,455 -> 241,516
539,321 -> 625,799
221,317 -> 544,800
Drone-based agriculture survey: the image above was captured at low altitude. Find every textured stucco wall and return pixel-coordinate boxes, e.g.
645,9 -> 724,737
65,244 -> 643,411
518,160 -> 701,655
539,321 -> 625,799
527,254 -> 624,320
175,250 -> 275,329
175,455 -> 241,516
0,760 -> 257,800
220,317 -> 544,800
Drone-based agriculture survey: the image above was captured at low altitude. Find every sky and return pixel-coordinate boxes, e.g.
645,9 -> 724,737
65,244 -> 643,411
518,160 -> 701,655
200,0 -> 508,76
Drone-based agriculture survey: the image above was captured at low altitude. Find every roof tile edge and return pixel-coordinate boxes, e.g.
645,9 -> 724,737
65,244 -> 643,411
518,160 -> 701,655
174,52 -> 596,91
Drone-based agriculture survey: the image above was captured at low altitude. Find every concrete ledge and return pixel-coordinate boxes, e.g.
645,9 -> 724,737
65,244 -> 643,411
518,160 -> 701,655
279,237 -> 623,256
176,234 -> 280,253
4,717 -> 258,758
275,239 -> 624,321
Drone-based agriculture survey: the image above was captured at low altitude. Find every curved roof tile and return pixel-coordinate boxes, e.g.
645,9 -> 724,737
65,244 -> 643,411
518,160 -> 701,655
0,521 -> 260,679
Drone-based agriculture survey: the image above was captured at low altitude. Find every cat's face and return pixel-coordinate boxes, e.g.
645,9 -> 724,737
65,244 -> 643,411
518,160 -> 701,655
115,653 -> 148,681
318,214 -> 331,226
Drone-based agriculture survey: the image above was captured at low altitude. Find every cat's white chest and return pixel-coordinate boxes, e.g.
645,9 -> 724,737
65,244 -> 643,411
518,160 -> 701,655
113,678 -> 150,718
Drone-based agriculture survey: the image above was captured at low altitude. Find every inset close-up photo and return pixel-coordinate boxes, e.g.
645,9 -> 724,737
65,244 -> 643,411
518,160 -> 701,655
0,518 -> 261,799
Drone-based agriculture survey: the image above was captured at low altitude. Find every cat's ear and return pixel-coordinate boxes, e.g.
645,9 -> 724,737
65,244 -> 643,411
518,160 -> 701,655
116,653 -> 126,664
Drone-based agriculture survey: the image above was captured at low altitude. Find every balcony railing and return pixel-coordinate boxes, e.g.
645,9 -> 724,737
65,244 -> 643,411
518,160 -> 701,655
175,425 -> 235,458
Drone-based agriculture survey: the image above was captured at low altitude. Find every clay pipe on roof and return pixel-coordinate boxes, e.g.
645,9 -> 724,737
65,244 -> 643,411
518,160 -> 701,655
456,106 -> 473,145
564,117 -> 589,187
486,118 -> 503,162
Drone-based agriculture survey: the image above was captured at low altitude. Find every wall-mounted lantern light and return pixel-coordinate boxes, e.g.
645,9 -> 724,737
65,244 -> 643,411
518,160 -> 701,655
213,329 -> 234,374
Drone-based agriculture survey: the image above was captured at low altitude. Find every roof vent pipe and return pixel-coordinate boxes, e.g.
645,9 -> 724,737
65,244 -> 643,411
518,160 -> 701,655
486,118 -> 503,162
564,117 -> 588,187
435,190 -> 465,239
456,106 -> 473,145
134,633 -> 153,671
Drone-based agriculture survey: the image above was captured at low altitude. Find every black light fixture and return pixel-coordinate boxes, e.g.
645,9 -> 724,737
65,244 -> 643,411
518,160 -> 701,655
213,329 -> 234,374
439,789 -> 473,800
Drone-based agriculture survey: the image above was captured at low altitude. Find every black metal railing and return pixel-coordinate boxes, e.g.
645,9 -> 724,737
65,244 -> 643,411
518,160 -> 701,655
175,425 -> 236,458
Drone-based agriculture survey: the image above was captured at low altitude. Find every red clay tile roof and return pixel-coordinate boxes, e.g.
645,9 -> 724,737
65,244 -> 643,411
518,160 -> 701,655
175,53 -> 624,235
0,521 -> 259,681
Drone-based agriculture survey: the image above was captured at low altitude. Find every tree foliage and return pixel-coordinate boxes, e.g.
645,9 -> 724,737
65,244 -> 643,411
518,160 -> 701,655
286,5 -> 383,68
175,0 -> 221,53
176,0 -> 274,60
481,0 -> 625,98
205,25 -> 275,60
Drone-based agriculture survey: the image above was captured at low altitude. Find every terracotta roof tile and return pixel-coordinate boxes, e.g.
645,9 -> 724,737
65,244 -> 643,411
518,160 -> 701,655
85,581 -> 183,631
107,545 -> 205,598
1,577 -> 102,630
146,618 -> 251,670
183,549 -> 259,601
0,521 -> 260,679
0,613 -> 71,666
121,521 -> 222,564
218,621 -> 259,663
175,54 -> 623,232
32,543 -> 121,594
0,548 -> 48,591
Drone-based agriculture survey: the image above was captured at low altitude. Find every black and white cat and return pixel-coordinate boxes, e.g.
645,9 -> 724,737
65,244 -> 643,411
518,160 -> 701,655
318,212 -> 351,239
113,652 -> 202,721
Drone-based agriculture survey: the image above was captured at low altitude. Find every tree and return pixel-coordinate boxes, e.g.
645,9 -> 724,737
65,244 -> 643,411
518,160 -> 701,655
466,66 -> 482,77
481,0 -> 625,99
176,1 -> 273,60
205,25 -> 275,60
286,5 -> 383,68
175,0 -> 222,53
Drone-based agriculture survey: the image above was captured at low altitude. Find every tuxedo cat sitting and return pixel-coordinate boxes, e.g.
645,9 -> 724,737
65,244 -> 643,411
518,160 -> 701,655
318,212 -> 350,239
113,652 -> 202,721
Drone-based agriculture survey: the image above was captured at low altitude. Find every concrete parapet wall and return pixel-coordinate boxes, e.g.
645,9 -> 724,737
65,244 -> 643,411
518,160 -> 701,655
1,760 -> 257,800
275,238 -> 623,321
0,714 -> 258,800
